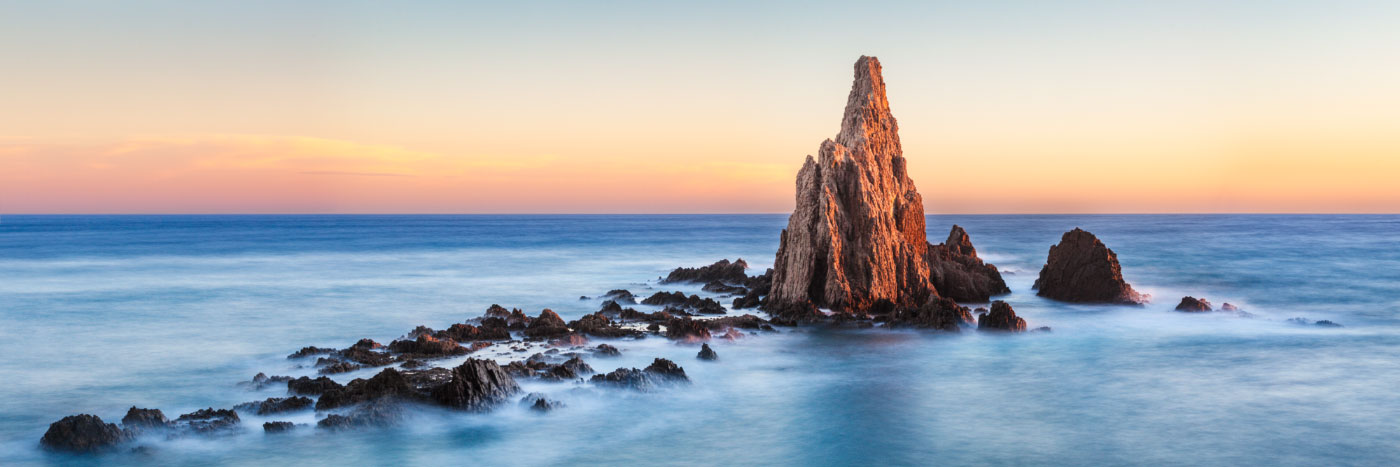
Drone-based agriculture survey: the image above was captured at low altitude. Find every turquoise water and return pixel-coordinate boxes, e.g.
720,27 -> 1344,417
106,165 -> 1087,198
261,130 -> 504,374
2,214 -> 1398,466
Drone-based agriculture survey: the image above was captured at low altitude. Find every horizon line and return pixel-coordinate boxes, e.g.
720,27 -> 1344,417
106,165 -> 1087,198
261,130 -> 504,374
3,212 -> 1398,216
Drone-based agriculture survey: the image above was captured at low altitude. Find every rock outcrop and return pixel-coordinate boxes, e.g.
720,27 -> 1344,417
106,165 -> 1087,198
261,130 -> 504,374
766,56 -> 1008,316
40,415 -> 130,452
927,225 -> 1010,303
1175,296 -> 1213,312
663,259 -> 749,284
1033,228 -> 1145,304
429,359 -> 520,411
977,301 -> 1027,332
696,343 -> 718,361
885,296 -> 974,331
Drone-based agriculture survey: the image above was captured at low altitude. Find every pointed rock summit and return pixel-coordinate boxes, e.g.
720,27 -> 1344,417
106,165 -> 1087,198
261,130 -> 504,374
767,57 -> 1008,317
767,56 -> 933,315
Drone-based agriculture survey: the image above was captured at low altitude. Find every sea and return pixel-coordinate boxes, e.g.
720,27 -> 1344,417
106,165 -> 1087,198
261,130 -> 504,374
1,214 -> 1398,466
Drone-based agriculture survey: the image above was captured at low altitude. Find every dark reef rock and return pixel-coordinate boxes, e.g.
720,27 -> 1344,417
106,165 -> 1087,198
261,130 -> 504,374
120,407 -> 169,431
662,259 -> 749,284
287,376 -> 343,396
262,421 -> 295,433
40,415 -> 130,453
766,56 -> 936,315
885,297 -> 974,331
602,289 -> 637,304
429,359 -> 521,411
287,346 -> 336,359
589,358 -> 691,392
519,393 -> 565,412
243,372 -> 293,390
173,408 -> 240,433
977,301 -> 1027,332
697,343 -> 718,360
567,312 -> 644,339
732,269 -> 772,309
524,309 -> 570,338
594,344 -> 621,357
507,309 -> 533,329
388,334 -> 467,358
927,225 -> 1010,302
237,397 -> 313,415
317,360 -> 361,375
316,398 -> 404,430
1288,317 -> 1343,327
702,280 -> 748,295
541,356 -> 595,381
1221,303 -> 1240,311
485,304 -> 512,319
316,368 -> 414,411
1034,228 -> 1145,304
641,291 -> 726,315
664,317 -> 713,342
1175,296 -> 1214,312
437,323 -> 511,342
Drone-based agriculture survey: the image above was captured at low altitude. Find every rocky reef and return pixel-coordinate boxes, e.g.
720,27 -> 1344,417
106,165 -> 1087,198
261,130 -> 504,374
1034,228 -> 1145,304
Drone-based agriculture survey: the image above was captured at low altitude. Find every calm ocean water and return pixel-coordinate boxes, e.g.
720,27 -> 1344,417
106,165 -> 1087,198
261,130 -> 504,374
2,214 -> 1398,466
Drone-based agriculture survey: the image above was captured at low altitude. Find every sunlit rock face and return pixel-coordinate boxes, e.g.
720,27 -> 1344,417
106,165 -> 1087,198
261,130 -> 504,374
767,56 -> 935,316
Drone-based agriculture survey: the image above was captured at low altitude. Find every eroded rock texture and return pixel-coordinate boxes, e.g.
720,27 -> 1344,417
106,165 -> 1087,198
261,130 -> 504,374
767,56 -> 934,315
1034,228 -> 1144,304
927,225 -> 1010,303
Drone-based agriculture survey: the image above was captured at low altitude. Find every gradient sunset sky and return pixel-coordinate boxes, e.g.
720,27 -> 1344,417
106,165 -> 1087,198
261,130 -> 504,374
3,1 -> 1398,214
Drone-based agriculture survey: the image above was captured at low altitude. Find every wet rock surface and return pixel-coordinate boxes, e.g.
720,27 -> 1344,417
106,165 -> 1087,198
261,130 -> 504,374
262,421 -> 295,433
287,376 -> 343,396
316,369 -> 415,411
1175,296 -> 1214,312
662,259 -> 750,284
977,301 -> 1027,332
429,359 -> 521,411
697,343 -> 718,361
40,415 -> 130,452
885,297 -> 974,331
1034,228 -> 1145,304
641,291 -> 727,315
174,408 -> 240,433
236,396 -> 313,415
120,407 -> 169,431
589,358 -> 692,392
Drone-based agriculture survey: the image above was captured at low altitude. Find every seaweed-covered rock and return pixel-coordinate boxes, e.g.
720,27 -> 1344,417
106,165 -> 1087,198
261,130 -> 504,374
977,301 -> 1027,332
40,415 -> 130,452
663,259 -> 749,284
429,359 -> 521,411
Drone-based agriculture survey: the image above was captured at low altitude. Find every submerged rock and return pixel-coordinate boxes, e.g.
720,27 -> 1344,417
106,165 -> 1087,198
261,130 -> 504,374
766,56 -> 935,315
662,259 -> 749,284
262,421 -> 295,433
602,289 -> 637,304
593,344 -> 621,357
315,398 -> 404,430
236,396 -> 313,415
1175,296 -> 1214,312
977,301 -> 1027,332
697,343 -> 718,361
590,358 -> 692,392
1033,228 -> 1145,304
287,346 -> 336,359
429,359 -> 521,411
519,393 -> 564,412
40,414 -> 130,453
173,408 -> 240,433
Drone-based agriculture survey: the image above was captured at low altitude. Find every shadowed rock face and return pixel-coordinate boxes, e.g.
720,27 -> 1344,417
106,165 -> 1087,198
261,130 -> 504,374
977,301 -> 1027,332
429,359 -> 520,411
927,225 -> 1010,303
1034,228 -> 1145,304
767,56 -> 934,315
1175,296 -> 1213,312
40,415 -> 130,452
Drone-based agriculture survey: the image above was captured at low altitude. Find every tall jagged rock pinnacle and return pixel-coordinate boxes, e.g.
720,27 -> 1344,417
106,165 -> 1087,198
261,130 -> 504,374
767,56 -> 935,315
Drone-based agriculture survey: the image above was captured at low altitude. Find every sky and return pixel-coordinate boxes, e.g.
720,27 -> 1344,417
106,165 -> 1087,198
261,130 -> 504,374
2,0 -> 1398,214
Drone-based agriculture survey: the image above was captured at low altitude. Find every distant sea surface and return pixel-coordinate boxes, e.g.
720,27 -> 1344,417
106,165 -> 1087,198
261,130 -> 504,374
2,214 -> 1399,466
